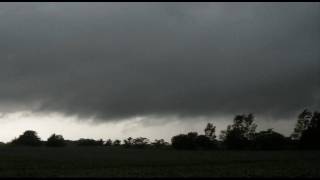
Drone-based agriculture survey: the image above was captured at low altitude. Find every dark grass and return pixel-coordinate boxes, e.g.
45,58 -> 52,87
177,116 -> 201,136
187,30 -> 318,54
0,146 -> 319,177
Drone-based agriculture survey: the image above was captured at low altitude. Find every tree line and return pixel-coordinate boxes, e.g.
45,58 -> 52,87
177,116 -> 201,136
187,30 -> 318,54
1,109 -> 319,150
6,132 -> 170,149
171,109 -> 320,150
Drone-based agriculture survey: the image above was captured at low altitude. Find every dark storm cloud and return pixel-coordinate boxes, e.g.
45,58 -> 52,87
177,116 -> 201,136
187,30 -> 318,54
0,2 -> 319,121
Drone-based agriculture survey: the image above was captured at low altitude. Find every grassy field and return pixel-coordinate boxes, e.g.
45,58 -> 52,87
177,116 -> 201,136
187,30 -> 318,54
0,147 -> 319,177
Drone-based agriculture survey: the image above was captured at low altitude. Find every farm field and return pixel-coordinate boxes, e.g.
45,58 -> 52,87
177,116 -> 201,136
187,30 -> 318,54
0,147 -> 319,177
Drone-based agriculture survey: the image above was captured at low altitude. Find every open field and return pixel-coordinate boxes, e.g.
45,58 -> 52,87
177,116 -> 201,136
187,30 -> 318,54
0,147 -> 319,177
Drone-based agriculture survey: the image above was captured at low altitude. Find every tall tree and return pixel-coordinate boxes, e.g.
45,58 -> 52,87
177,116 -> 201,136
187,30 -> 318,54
204,123 -> 216,140
299,111 -> 320,149
220,113 -> 257,149
291,109 -> 312,140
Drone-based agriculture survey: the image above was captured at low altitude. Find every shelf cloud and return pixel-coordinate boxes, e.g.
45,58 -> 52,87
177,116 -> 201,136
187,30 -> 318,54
0,3 -> 319,122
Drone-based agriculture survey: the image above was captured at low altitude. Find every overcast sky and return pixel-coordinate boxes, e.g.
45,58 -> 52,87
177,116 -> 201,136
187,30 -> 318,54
0,2 -> 319,142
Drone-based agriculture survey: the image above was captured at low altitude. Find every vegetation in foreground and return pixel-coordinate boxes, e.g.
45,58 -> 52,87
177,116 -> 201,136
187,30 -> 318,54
0,147 -> 319,177
0,109 -> 319,177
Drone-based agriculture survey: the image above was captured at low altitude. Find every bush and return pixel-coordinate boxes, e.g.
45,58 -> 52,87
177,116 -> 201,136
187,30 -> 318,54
10,130 -> 42,146
113,139 -> 121,146
195,135 -> 218,150
132,137 -> 150,148
77,138 -> 104,146
104,139 -> 113,146
151,139 -> 169,148
123,137 -> 133,148
46,134 -> 66,147
171,132 -> 198,150
253,129 -> 287,150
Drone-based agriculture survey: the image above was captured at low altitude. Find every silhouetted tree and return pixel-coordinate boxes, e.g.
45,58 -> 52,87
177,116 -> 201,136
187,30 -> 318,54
104,139 -> 112,146
46,134 -> 66,147
171,132 -> 198,150
202,123 -> 219,149
253,129 -> 287,150
10,130 -> 42,146
113,139 -> 121,146
171,122 -> 221,150
291,109 -> 312,140
97,139 -> 104,145
152,139 -> 169,148
123,137 -> 134,148
132,137 -> 150,148
204,123 -> 216,140
171,134 -> 188,150
220,114 -> 257,150
195,135 -> 217,149
298,111 -> 320,149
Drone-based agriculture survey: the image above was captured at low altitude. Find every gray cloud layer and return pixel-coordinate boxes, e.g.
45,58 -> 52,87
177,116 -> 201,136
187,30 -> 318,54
0,3 -> 319,121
